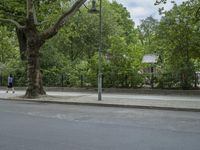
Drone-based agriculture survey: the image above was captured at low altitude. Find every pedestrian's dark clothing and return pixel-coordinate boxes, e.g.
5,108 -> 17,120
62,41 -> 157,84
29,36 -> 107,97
8,76 -> 14,88
6,74 -> 15,93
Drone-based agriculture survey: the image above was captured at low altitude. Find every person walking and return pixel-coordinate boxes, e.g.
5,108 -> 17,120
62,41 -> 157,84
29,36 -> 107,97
6,74 -> 15,93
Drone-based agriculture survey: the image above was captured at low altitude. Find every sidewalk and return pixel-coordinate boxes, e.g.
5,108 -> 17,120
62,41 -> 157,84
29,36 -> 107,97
0,90 -> 200,112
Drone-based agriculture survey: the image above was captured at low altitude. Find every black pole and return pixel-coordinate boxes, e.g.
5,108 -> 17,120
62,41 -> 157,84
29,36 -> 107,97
0,75 -> 2,86
61,74 -> 64,87
194,72 -> 197,88
151,66 -> 154,88
80,74 -> 83,87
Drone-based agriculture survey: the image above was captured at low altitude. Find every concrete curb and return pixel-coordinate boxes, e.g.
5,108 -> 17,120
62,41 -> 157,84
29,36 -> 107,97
1,87 -> 200,95
1,97 -> 200,112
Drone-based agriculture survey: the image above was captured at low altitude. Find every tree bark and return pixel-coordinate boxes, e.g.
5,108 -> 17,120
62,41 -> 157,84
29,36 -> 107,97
24,30 -> 46,98
25,48 -> 46,97
16,28 -> 27,60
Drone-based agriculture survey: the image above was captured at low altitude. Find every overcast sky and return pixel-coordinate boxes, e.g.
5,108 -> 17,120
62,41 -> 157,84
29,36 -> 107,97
110,0 -> 187,25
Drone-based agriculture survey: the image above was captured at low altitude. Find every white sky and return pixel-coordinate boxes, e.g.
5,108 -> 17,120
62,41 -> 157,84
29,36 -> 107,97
110,0 -> 187,25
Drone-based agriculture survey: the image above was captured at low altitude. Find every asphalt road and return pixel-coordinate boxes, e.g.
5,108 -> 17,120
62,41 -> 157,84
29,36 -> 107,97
0,100 -> 200,150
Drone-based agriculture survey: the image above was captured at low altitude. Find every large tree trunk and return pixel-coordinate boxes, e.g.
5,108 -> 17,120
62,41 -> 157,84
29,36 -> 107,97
16,27 -> 46,98
24,32 -> 46,98
0,0 -> 87,98
16,28 -> 27,60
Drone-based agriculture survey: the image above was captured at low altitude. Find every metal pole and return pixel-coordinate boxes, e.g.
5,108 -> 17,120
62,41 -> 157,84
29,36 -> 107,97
98,0 -> 102,101
151,66 -> 154,88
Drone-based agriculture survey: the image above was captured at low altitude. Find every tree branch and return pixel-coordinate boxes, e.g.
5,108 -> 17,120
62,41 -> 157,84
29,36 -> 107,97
41,0 -> 87,40
196,6 -> 200,22
0,18 -> 24,28
26,0 -> 38,25
154,0 -> 167,5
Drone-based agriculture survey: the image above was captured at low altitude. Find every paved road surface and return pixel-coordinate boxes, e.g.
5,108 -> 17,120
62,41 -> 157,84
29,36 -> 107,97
0,100 -> 200,150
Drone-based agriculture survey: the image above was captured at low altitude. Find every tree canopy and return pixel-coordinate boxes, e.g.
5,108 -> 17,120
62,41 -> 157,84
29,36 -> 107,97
0,0 -> 199,90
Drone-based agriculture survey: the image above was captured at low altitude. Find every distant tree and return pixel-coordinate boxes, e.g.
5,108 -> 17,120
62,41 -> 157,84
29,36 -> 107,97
155,1 -> 200,89
138,16 -> 158,51
155,0 -> 200,21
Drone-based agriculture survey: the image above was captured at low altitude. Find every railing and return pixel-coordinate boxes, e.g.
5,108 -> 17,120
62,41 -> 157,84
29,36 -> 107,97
0,72 -> 199,89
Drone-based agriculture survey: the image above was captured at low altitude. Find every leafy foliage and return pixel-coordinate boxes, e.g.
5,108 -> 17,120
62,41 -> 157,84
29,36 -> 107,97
0,0 -> 199,89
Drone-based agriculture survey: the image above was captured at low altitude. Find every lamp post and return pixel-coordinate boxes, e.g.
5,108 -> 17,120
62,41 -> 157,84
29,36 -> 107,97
89,0 -> 102,101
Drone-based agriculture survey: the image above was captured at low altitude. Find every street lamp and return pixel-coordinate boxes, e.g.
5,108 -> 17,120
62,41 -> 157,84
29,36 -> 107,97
88,0 -> 99,13
89,0 -> 103,101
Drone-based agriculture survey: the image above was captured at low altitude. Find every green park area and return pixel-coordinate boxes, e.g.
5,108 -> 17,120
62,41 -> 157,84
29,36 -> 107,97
0,0 -> 199,98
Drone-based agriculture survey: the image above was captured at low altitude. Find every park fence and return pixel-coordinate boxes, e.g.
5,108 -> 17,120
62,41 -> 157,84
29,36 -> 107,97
0,72 -> 199,89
